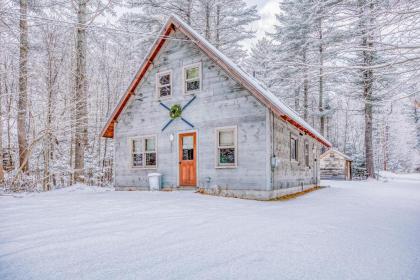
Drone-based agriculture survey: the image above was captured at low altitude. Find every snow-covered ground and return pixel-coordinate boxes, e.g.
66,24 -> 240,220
1,176 -> 420,280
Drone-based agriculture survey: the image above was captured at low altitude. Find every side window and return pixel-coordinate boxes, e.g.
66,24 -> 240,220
290,134 -> 298,161
184,63 -> 201,94
304,141 -> 310,167
131,136 -> 157,168
157,71 -> 171,98
132,139 -> 143,167
144,137 -> 157,167
216,127 -> 237,167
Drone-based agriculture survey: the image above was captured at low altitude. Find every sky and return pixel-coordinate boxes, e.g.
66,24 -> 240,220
111,0 -> 280,50
246,0 -> 279,42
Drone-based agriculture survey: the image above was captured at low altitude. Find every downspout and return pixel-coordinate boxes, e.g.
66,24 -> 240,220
270,110 -> 276,190
265,108 -> 273,191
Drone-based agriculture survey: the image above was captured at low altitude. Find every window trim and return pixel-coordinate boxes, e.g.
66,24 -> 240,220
183,62 -> 202,95
290,134 -> 299,162
215,126 -> 238,168
129,135 -> 158,169
156,70 -> 172,99
304,140 -> 310,167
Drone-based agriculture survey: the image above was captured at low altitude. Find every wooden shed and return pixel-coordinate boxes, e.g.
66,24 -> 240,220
320,149 -> 352,180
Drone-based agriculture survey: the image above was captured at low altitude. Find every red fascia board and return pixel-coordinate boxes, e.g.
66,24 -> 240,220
101,24 -> 175,138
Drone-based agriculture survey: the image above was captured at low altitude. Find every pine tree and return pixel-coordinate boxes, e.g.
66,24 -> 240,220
270,0 -> 315,119
122,0 -> 259,62
244,38 -> 276,88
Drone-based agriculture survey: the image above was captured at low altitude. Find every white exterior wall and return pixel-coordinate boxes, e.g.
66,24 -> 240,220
271,115 -> 320,190
113,31 -> 268,191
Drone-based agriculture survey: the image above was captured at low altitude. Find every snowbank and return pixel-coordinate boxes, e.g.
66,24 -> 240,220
378,171 -> 420,182
1,179 -> 419,279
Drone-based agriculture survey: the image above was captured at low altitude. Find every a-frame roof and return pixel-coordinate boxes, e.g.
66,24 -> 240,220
100,14 -> 331,147
320,148 -> 352,161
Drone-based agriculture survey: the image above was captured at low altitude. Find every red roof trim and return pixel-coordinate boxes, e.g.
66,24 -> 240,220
101,24 -> 175,138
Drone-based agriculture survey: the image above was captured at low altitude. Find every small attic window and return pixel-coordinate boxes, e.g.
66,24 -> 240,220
184,63 -> 201,94
157,71 -> 172,98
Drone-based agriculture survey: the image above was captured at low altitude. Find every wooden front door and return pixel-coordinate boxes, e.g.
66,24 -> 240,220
179,132 -> 197,186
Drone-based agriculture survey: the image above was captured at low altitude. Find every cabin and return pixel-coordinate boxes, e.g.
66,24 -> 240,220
101,15 -> 331,200
320,149 -> 352,180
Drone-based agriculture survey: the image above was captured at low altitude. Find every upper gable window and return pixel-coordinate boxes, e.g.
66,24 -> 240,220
184,63 -> 201,94
157,71 -> 172,98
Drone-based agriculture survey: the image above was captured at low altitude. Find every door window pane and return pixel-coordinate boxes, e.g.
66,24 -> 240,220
182,136 -> 194,160
182,136 -> 193,149
183,149 -> 194,160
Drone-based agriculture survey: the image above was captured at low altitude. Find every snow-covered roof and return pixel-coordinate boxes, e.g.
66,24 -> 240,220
321,148 -> 352,161
101,14 -> 331,147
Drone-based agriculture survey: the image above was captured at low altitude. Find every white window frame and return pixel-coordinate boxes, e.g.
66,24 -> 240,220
290,134 -> 298,162
215,126 -> 238,168
156,70 -> 172,99
129,135 -> 158,169
183,62 -> 202,95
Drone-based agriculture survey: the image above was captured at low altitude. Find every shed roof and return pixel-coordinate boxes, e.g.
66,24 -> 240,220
100,15 -> 331,147
320,148 -> 352,161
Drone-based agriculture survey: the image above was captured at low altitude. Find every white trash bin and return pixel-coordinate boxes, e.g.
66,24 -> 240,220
148,173 -> 162,191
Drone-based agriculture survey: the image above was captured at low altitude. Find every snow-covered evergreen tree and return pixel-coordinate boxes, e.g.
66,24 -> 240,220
244,38 -> 276,88
122,0 -> 259,62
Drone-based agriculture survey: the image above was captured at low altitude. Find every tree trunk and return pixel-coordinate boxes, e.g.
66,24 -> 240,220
360,0 -> 375,178
415,94 -> 419,154
5,65 -> 12,167
43,45 -> 55,191
74,0 -> 88,183
383,121 -> 389,171
204,2 -> 211,40
302,48 -> 309,121
0,70 -> 4,184
18,0 -> 29,173
294,86 -> 300,112
186,0 -> 192,25
215,4 -> 221,48
318,18 -> 325,136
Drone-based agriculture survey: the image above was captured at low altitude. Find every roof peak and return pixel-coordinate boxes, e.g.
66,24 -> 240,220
100,15 -> 331,147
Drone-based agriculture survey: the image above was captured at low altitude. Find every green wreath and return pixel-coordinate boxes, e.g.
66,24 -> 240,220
169,104 -> 182,119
